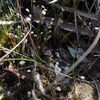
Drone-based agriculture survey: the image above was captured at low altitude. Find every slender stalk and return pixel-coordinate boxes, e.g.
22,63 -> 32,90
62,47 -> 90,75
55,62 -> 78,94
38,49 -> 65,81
59,28 -> 100,81
46,28 -> 100,91
0,22 -> 32,62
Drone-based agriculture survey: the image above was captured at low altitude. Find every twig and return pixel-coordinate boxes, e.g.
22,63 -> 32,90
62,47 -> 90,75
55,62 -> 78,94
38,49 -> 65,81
46,28 -> 100,91
31,89 -> 38,100
0,22 -> 32,62
58,28 -> 100,81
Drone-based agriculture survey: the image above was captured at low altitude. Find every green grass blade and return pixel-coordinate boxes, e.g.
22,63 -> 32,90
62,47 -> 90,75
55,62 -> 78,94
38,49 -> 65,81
0,0 -> 3,13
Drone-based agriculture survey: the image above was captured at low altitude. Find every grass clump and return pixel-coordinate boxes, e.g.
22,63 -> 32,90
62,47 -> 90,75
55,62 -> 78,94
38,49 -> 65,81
0,0 -> 99,100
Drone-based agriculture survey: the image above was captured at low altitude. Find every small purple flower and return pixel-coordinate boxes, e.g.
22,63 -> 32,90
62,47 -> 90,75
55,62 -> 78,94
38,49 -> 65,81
44,50 -> 51,56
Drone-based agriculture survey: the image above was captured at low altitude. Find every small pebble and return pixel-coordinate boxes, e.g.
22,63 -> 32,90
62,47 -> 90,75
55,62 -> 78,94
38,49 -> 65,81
34,34 -> 37,37
42,10 -> 46,15
80,76 -> 85,80
95,27 -> 99,30
27,91 -> 31,98
19,61 -> 25,65
56,87 -> 61,91
25,17 -> 31,22
27,70 -> 31,73
26,8 -> 30,13
7,91 -> 11,95
21,75 -> 26,79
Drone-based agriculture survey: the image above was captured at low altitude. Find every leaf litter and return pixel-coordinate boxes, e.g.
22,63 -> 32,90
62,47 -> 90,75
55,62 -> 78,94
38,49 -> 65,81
0,0 -> 100,100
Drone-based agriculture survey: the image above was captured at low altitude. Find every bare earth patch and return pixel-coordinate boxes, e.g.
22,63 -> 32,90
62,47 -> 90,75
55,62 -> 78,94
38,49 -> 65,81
67,82 -> 97,100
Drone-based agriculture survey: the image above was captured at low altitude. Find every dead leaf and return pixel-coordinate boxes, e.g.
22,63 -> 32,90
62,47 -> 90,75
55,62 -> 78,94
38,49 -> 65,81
4,62 -> 18,74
